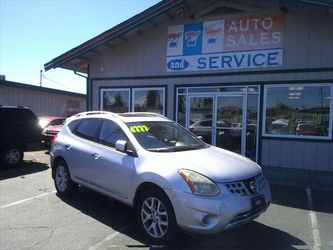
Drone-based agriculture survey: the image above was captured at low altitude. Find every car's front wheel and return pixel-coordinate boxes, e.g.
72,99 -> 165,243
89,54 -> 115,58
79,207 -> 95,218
54,160 -> 77,196
1,147 -> 23,167
136,187 -> 179,244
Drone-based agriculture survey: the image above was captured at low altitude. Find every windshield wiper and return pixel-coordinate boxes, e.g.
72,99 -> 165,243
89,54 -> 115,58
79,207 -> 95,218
172,145 -> 206,152
147,147 -> 174,152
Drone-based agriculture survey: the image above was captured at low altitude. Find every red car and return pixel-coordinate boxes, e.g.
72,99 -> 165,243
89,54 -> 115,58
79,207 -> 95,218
296,124 -> 322,136
39,117 -> 66,149
41,123 -> 65,149
39,116 -> 65,129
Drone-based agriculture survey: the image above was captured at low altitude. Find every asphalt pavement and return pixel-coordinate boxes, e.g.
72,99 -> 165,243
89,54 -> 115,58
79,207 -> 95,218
0,151 -> 332,250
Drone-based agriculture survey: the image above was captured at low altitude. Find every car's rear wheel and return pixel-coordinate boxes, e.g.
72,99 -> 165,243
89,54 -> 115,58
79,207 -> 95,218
54,160 -> 77,196
1,147 -> 23,167
136,187 -> 179,244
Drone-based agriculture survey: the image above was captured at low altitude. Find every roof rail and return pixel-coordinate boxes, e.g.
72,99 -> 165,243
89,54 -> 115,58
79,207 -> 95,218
122,112 -> 168,119
73,111 -> 116,117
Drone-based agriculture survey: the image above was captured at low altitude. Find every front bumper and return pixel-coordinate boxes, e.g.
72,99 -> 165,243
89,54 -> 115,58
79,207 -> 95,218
165,181 -> 271,234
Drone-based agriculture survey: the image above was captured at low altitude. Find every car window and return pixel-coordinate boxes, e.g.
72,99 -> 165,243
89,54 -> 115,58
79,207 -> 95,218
98,120 -> 128,148
49,119 -> 65,126
201,120 -> 212,126
16,109 -> 37,121
0,110 -> 12,125
75,119 -> 100,141
67,120 -> 80,133
0,108 -> 36,125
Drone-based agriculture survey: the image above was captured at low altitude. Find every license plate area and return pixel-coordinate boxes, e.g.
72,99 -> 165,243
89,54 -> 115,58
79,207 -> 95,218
251,195 -> 265,212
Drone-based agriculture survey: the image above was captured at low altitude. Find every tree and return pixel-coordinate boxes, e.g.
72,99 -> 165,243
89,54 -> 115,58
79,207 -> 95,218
114,93 -> 124,107
145,90 -> 160,107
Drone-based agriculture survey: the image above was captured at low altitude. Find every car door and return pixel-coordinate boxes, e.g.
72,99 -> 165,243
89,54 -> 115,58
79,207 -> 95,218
90,119 -> 136,203
67,118 -> 101,183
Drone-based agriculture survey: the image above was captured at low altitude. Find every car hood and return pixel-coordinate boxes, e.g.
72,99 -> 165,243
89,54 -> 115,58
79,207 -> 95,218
153,146 -> 261,183
47,125 -> 63,131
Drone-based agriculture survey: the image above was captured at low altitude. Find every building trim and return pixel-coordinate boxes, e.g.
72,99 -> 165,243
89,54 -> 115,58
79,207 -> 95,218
262,136 -> 333,143
0,80 -> 86,98
172,79 -> 333,90
86,64 -> 90,111
44,0 -> 184,71
90,67 -> 333,81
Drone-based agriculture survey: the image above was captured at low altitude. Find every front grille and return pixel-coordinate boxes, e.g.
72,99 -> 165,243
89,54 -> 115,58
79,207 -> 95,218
225,182 -> 249,195
224,173 -> 265,196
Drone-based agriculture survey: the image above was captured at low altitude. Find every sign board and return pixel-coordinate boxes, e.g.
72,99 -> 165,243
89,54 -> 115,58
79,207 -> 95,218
166,14 -> 284,72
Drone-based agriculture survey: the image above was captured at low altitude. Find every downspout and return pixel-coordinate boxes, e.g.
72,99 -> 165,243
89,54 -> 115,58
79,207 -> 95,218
74,66 -> 90,111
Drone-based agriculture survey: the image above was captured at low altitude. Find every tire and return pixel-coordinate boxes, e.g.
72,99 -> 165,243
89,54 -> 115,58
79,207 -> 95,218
136,187 -> 179,244
1,147 -> 23,167
54,160 -> 77,196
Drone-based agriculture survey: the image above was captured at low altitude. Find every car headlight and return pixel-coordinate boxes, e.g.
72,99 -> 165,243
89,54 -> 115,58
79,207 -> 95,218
179,169 -> 220,196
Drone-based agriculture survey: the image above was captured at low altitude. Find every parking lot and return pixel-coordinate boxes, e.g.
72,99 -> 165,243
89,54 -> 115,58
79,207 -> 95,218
0,151 -> 332,250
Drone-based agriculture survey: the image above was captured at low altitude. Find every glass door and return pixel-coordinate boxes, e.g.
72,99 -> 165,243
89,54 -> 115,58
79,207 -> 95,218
215,95 -> 246,155
177,86 -> 259,161
188,96 -> 214,145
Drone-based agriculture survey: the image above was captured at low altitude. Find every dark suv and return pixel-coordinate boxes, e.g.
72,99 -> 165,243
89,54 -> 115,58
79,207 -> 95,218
0,106 -> 42,167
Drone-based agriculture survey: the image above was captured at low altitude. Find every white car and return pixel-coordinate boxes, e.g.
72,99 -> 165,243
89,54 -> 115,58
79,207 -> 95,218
50,111 -> 271,243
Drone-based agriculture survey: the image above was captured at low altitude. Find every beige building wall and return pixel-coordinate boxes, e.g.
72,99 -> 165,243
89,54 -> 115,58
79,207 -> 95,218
0,83 -> 86,117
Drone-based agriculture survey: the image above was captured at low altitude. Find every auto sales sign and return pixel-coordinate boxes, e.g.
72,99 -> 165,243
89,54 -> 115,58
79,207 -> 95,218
166,14 -> 284,72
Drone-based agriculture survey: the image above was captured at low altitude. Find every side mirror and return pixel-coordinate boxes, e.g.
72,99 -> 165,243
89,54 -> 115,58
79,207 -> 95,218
197,135 -> 203,140
115,140 -> 127,153
115,140 -> 137,157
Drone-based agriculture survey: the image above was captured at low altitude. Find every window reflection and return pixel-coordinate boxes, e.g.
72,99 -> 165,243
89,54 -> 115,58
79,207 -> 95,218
177,95 -> 186,127
102,89 -> 130,113
189,97 -> 213,144
265,85 -> 331,137
133,89 -> 164,114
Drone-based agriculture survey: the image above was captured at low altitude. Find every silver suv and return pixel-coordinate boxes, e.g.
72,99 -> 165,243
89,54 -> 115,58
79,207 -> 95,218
51,112 -> 271,243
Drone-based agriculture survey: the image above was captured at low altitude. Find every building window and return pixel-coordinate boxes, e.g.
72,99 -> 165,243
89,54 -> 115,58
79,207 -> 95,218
101,89 -> 130,113
132,88 -> 165,115
263,84 -> 332,139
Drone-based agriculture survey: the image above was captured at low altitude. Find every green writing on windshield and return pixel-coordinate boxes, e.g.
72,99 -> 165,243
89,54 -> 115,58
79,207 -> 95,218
130,125 -> 149,133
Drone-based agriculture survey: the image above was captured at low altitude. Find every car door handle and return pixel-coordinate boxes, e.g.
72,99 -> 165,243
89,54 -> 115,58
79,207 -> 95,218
65,144 -> 71,149
91,152 -> 100,159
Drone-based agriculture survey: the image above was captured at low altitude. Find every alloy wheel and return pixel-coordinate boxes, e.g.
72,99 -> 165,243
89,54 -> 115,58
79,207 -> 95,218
55,165 -> 68,192
141,197 -> 169,239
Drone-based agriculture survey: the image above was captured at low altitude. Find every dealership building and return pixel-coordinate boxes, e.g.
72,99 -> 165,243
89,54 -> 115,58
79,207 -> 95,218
44,0 -> 333,189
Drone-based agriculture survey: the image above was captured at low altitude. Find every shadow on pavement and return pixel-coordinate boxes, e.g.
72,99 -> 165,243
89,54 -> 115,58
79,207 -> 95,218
58,187 -> 306,250
270,184 -> 333,214
312,189 -> 333,214
0,161 -> 49,180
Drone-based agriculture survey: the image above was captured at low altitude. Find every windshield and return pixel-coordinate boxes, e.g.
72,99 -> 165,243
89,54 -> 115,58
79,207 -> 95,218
126,121 -> 209,152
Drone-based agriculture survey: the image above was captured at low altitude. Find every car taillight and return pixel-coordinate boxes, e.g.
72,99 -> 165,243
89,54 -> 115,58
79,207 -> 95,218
51,135 -> 58,145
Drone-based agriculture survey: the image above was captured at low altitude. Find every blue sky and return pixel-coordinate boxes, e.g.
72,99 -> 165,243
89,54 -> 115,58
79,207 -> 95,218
0,0 -> 160,94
